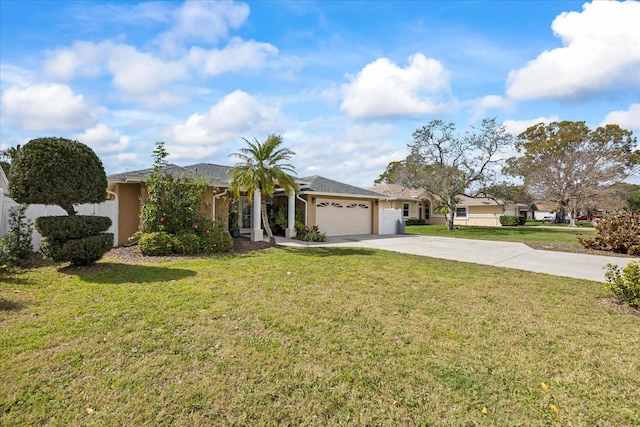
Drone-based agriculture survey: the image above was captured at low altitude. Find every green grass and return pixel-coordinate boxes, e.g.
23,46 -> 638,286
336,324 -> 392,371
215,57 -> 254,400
406,224 -> 596,246
1,248 -> 639,426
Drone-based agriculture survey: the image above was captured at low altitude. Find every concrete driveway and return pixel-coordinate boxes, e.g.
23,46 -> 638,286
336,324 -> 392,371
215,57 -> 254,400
276,234 -> 640,282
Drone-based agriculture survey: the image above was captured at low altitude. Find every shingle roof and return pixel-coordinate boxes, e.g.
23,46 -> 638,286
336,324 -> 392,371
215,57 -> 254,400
108,163 -> 233,185
299,175 -> 387,198
367,183 -> 424,200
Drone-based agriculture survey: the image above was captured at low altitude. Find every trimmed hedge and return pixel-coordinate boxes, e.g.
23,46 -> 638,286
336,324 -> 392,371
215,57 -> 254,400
405,219 -> 427,225
138,226 -> 233,256
35,215 -> 112,240
41,233 -> 114,266
499,215 -> 520,226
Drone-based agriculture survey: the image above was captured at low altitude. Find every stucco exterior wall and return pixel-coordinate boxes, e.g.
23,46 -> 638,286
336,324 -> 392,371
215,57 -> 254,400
113,182 -> 142,246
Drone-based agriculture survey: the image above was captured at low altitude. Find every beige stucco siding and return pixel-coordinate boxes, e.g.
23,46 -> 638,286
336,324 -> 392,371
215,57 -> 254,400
112,182 -> 142,246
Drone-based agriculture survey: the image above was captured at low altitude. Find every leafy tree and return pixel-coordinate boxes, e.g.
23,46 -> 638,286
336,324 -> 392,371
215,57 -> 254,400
229,134 -> 297,238
505,121 -> 638,226
9,138 -> 106,215
481,182 -> 534,205
404,118 -> 512,230
0,204 -> 33,267
140,142 -> 212,235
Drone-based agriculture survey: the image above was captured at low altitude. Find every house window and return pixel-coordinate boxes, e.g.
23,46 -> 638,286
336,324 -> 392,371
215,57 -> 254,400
402,202 -> 410,217
455,207 -> 467,218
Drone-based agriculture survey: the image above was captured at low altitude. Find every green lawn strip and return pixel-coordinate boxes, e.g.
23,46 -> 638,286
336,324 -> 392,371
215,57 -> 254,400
406,224 -> 596,246
1,248 -> 638,426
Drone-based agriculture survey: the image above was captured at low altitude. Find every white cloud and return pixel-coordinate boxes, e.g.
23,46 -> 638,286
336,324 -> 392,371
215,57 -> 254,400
503,116 -> 560,136
1,83 -> 96,131
44,41 -> 108,80
154,0 -> 250,54
506,1 -> 640,100
340,53 -> 452,119
171,90 -> 281,148
0,64 -> 36,88
601,104 -> 640,131
74,123 -> 131,154
188,38 -> 279,75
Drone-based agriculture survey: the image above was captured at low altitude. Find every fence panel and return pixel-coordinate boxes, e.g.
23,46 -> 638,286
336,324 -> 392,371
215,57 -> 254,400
0,189 -> 118,250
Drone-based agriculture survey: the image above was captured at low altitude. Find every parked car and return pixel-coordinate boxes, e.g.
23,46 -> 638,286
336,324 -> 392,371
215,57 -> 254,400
576,214 -> 588,221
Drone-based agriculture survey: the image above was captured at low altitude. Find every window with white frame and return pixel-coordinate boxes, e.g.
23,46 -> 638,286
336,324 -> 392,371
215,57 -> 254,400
455,207 -> 467,218
402,202 -> 410,217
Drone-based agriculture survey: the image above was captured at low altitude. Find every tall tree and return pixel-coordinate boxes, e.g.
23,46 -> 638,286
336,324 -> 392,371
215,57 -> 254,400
405,118 -> 512,230
505,121 -> 638,226
229,134 -> 297,238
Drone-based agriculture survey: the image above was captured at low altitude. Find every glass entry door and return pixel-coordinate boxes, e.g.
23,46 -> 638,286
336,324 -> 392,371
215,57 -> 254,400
239,197 -> 252,232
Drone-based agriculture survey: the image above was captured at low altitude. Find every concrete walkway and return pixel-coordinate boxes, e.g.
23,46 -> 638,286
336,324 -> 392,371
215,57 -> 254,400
276,234 -> 640,282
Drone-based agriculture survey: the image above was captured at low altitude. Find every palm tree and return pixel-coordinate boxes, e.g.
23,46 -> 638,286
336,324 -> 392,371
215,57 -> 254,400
229,134 -> 297,238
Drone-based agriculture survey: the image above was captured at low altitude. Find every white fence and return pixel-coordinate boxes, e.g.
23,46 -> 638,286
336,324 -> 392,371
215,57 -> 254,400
379,208 -> 403,235
0,189 -> 118,250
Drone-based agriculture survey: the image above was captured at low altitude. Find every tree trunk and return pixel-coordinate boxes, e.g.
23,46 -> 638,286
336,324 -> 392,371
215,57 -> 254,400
446,196 -> 455,231
261,202 -> 273,238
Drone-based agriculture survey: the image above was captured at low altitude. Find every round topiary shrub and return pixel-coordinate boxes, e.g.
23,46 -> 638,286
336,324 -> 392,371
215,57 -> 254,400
138,232 -> 177,256
9,137 -> 107,216
9,137 -> 112,266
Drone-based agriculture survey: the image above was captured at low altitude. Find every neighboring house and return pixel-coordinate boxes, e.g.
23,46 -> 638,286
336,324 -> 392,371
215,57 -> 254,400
533,203 -> 557,221
107,164 -> 388,245
369,183 -> 531,227
367,183 -> 429,221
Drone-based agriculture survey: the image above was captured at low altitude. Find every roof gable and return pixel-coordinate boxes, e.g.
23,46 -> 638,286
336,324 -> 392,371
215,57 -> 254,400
367,183 -> 424,200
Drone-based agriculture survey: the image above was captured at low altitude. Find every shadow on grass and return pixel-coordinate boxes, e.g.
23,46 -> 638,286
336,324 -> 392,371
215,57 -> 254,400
0,298 -> 25,311
59,262 -> 197,284
278,246 -> 377,257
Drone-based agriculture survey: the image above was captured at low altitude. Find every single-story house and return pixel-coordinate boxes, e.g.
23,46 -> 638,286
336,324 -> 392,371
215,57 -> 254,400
107,163 -> 388,245
368,183 -> 533,227
367,183 -> 429,220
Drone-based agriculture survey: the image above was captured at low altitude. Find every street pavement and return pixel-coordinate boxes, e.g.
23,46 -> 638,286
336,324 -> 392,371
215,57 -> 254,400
276,234 -> 640,282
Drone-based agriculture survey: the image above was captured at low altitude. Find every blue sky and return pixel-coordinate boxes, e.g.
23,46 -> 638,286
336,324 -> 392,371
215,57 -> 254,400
1,0 -> 639,187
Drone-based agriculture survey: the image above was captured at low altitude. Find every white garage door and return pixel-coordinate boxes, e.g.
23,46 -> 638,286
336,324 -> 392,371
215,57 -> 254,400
315,199 -> 372,236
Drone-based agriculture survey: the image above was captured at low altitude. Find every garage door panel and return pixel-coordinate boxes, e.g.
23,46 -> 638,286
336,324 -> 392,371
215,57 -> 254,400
316,199 -> 371,236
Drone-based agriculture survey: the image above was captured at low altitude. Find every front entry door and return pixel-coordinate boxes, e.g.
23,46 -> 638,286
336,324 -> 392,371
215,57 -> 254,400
239,197 -> 252,233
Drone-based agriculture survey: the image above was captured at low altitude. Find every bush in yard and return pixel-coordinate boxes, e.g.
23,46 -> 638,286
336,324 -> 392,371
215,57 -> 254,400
198,223 -> 233,254
518,216 -> 527,225
296,225 -> 327,242
405,218 -> 426,225
174,233 -> 201,255
580,211 -> 640,255
499,215 -> 520,226
605,262 -> 640,308
9,137 -> 107,216
9,137 -> 112,266
140,142 -> 211,235
0,204 -> 34,268
138,232 -> 176,256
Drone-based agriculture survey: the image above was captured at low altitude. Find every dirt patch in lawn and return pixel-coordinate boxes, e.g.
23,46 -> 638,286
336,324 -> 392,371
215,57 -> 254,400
596,297 -> 640,317
525,242 -> 635,258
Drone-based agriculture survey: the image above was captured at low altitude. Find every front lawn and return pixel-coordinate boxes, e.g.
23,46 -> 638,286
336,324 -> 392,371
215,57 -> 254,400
1,247 -> 638,426
406,224 -> 596,246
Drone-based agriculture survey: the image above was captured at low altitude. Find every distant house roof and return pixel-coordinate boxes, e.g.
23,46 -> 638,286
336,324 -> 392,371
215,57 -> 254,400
367,183 -> 425,200
298,175 -> 388,199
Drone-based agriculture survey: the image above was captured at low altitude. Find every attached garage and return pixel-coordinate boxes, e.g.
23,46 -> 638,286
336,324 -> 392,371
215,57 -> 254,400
315,199 -> 372,236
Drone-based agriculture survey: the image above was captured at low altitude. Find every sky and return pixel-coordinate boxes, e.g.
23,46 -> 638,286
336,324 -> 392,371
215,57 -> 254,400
1,0 -> 639,188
